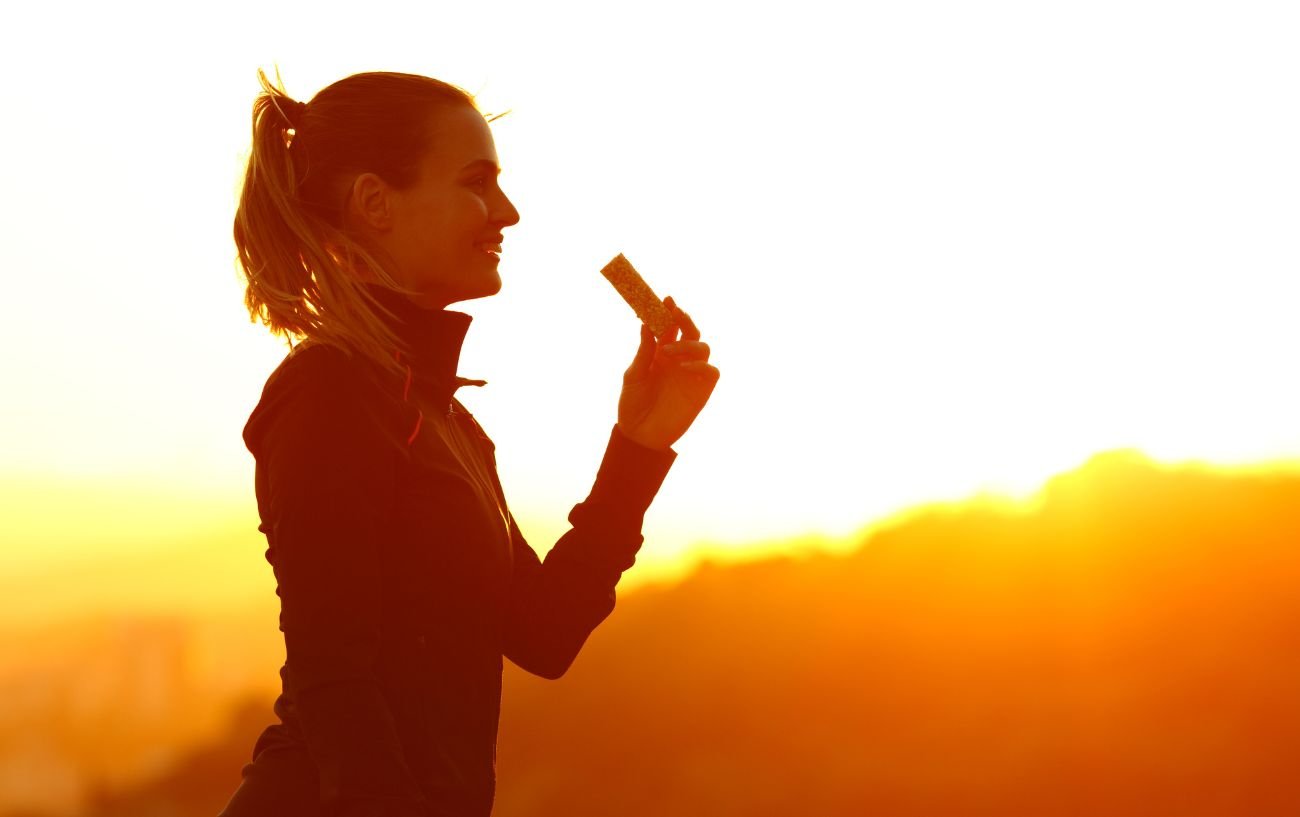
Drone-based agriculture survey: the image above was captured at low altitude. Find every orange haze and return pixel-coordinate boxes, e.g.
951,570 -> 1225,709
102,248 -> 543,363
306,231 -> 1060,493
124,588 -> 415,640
3,450 -> 1299,816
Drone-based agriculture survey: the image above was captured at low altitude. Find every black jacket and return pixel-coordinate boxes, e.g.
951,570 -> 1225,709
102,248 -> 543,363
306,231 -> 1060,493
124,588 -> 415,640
237,285 -> 677,816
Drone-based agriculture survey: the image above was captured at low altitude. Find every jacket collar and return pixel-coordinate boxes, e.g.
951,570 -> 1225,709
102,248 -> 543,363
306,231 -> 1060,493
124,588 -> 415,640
365,283 -> 483,405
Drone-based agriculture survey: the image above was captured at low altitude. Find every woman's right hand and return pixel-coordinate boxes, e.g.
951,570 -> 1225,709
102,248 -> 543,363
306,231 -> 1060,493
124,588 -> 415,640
615,297 -> 720,451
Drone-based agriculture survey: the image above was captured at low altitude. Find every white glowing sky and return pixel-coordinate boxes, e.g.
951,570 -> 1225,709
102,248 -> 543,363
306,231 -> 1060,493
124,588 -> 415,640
2,0 -> 1298,583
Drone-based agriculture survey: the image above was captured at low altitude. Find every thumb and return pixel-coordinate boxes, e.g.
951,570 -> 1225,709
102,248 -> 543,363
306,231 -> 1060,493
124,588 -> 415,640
625,323 -> 656,381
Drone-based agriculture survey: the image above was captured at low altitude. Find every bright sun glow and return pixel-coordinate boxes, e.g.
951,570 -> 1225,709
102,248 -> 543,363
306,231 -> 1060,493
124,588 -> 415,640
2,0 -> 1299,608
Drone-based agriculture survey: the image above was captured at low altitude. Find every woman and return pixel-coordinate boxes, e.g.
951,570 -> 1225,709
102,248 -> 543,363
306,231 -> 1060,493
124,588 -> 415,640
218,70 -> 719,817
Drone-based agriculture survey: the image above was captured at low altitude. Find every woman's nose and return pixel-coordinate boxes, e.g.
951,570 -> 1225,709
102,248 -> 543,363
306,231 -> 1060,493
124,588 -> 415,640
495,191 -> 521,227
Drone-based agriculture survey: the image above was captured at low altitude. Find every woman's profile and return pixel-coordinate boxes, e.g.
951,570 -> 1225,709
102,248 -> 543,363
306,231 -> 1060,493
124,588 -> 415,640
218,69 -> 719,817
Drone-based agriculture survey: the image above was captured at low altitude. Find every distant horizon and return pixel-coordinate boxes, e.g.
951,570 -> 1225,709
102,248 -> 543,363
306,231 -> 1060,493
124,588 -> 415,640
6,442 -> 1300,633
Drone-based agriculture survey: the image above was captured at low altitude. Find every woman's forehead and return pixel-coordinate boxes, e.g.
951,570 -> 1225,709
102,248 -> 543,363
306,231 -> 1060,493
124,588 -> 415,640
423,104 -> 499,172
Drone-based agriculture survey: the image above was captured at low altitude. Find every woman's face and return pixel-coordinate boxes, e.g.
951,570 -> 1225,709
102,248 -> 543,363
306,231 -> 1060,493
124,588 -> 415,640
370,102 -> 521,309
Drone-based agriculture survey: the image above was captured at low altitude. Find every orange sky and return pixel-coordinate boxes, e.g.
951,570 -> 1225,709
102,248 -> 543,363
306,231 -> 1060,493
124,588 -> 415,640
2,0 -> 1300,608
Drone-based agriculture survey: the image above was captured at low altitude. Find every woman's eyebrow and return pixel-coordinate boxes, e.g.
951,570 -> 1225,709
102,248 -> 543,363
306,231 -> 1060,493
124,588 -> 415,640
460,159 -> 501,174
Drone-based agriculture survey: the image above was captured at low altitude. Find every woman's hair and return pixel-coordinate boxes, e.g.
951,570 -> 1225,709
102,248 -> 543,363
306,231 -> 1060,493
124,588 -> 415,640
234,68 -> 486,381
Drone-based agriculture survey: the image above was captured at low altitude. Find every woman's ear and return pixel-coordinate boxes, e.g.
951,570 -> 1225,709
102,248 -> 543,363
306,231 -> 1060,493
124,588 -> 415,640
345,172 -> 394,233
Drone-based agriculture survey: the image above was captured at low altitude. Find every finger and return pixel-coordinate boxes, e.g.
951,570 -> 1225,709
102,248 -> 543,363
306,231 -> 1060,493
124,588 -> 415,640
663,297 -> 697,340
678,360 -> 721,381
654,319 -> 682,346
664,296 -> 701,341
681,361 -> 722,374
626,323 -> 656,380
661,340 -> 711,362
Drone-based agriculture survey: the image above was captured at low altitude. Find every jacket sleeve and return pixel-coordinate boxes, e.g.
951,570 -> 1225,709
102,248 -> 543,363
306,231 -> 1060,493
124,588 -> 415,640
255,354 -> 435,817
503,424 -> 677,679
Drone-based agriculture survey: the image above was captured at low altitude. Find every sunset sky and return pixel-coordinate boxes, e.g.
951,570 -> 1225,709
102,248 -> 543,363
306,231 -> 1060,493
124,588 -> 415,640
3,0 -> 1299,601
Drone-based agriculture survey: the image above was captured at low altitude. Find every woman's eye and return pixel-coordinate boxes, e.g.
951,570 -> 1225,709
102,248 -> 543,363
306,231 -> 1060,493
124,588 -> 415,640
468,177 -> 487,190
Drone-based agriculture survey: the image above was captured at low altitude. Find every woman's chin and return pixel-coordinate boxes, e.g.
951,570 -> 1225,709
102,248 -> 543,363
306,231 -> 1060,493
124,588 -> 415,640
471,268 -> 504,299
407,271 -> 503,308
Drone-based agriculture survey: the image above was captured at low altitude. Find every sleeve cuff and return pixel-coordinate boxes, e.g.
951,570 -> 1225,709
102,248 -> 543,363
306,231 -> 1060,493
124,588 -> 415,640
580,425 -> 677,524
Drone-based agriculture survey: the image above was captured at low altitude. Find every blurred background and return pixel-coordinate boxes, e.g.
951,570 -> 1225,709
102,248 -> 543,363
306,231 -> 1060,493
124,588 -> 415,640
2,0 -> 1299,814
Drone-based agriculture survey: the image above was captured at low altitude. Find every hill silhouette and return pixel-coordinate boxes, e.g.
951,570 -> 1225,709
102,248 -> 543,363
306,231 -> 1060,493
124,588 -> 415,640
78,451 -> 1300,817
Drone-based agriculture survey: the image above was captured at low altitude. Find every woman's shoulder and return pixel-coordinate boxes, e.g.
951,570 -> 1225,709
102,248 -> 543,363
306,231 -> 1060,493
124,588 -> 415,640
242,341 -> 400,457
280,338 -> 366,381
260,341 -> 378,407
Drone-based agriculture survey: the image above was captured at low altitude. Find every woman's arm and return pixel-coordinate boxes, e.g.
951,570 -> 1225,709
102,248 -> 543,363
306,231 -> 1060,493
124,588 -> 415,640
503,425 -> 676,678
252,351 -> 434,816
504,297 -> 717,677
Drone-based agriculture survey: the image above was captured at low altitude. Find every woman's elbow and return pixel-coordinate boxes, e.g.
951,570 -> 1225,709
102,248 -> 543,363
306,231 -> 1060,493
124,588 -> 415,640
506,635 -> 587,680
505,603 -> 610,679
516,646 -> 579,680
